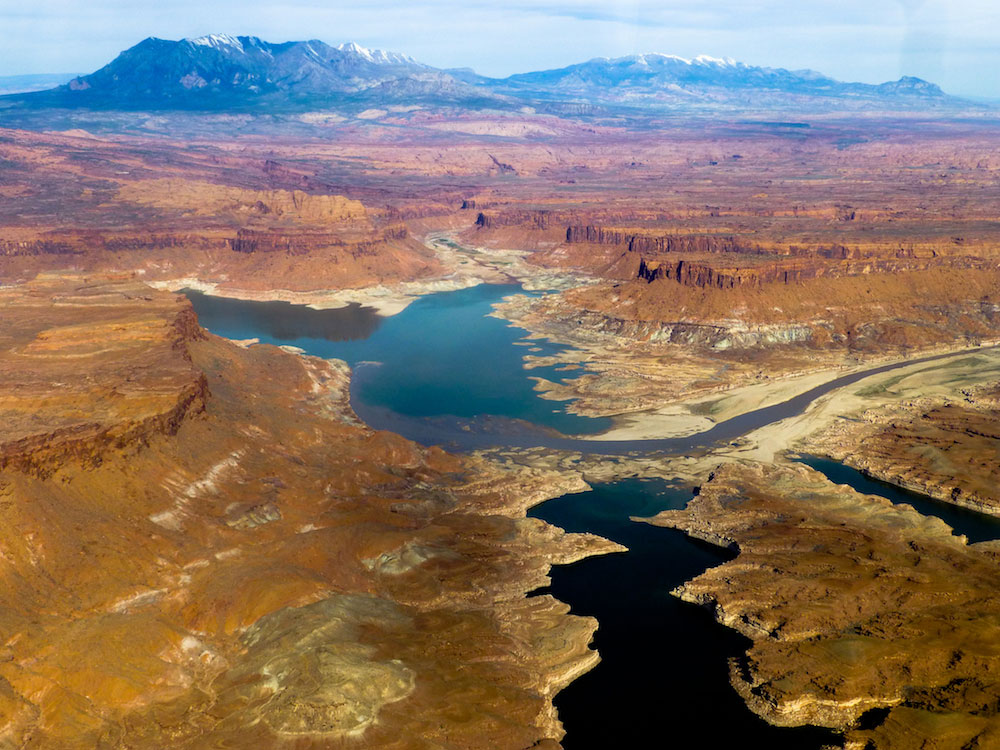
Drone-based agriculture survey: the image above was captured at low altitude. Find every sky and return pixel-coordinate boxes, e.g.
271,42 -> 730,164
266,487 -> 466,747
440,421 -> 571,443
0,0 -> 997,98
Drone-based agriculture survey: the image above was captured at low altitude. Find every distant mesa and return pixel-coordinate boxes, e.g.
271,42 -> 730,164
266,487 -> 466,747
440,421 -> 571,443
1,34 -> 962,113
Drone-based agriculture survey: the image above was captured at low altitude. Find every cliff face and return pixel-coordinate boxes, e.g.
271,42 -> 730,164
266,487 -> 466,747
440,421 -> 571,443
0,130 -> 446,293
0,274 -> 616,748
566,225 -> 769,257
632,255 -> 975,289
477,210 -> 553,231
1,234 -> 217,257
563,225 -> 903,260
0,274 -> 209,476
0,239 -> 81,256
115,179 -> 369,225
535,263 -> 1000,354
226,224 -> 407,255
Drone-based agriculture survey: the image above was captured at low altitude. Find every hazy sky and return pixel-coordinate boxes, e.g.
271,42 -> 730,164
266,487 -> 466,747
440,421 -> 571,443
1,0 -> 997,98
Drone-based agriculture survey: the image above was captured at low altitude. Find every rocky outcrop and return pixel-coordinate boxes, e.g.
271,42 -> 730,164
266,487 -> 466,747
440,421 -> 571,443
477,210 -> 553,230
116,179 -> 368,225
228,224 -> 409,257
229,229 -> 324,255
2,232 -> 222,256
636,258 -> 780,288
563,226 -> 913,262
0,274 -> 209,477
633,256 -> 969,289
648,462 -> 1000,748
0,375 -> 207,477
566,226 -> 769,257
564,225 -> 628,245
0,239 -> 80,256
488,154 -> 518,175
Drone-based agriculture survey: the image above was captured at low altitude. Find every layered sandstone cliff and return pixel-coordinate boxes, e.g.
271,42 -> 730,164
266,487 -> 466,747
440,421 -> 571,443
0,129 -> 445,293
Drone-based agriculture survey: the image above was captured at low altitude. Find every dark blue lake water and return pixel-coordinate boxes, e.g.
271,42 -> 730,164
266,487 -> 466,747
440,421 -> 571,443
795,455 -> 1000,544
529,479 -> 836,749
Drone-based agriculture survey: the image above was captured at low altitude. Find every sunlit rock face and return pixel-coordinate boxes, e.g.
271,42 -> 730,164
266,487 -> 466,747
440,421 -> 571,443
649,462 -> 1000,748
0,274 -> 617,748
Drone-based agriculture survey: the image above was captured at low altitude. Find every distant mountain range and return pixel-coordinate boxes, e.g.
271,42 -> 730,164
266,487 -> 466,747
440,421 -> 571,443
0,34 -> 967,114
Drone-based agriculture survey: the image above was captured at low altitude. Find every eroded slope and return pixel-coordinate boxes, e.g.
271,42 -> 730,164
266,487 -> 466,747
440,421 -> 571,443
810,381 -> 1000,515
0,274 -> 618,748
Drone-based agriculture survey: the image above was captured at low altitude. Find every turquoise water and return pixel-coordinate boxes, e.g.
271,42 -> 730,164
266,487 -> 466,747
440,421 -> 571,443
186,285 -> 994,453
184,284 -> 612,436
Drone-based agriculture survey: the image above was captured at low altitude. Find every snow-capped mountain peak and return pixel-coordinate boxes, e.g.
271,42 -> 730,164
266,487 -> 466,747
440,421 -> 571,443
335,41 -> 418,66
21,35 -> 956,113
187,33 -> 246,50
692,54 -> 739,67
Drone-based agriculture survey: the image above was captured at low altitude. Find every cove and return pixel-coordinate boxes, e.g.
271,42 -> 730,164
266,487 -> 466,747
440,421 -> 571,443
529,479 -> 837,749
795,455 -> 1000,544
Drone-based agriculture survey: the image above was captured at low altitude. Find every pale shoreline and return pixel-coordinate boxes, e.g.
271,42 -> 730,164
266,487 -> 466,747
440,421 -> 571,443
576,339 -> 1000,443
721,343 -> 1000,464
147,274 -> 488,317
148,231 -> 590,318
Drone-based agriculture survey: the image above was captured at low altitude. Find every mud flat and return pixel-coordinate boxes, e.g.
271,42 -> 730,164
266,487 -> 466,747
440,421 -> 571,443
574,362 -> 938,442
706,344 -> 1000,463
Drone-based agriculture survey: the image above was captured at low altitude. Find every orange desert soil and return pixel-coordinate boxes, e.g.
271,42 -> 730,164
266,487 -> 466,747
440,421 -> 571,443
0,273 -> 620,749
